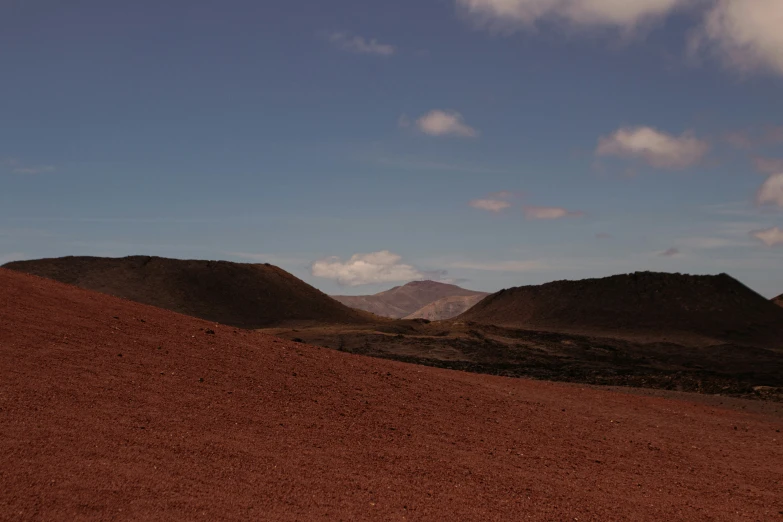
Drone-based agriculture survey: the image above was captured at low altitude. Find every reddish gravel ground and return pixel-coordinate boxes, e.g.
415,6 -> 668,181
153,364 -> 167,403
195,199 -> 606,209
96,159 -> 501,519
1,269 -> 782,521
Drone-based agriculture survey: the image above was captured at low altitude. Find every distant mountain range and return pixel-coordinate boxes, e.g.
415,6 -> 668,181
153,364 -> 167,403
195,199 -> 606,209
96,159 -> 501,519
332,280 -> 488,320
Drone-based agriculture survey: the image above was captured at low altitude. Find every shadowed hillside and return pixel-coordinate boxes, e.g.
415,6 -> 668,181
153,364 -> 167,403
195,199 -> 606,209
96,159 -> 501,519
774,294 -> 783,308
3,256 -> 372,328
333,280 -> 487,319
457,271 -> 783,347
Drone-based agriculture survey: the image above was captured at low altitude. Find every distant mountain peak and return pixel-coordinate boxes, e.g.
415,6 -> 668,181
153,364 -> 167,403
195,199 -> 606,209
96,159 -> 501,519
404,279 -> 455,287
333,280 -> 487,319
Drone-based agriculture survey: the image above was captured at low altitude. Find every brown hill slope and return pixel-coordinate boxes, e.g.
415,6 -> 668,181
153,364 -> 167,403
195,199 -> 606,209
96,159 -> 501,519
457,271 -> 783,346
774,294 -> 783,308
333,280 -> 487,319
404,294 -> 487,321
3,256 -> 371,328
2,268 -> 782,520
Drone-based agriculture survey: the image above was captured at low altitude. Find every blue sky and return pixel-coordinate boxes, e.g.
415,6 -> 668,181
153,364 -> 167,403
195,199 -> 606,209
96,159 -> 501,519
2,0 -> 783,296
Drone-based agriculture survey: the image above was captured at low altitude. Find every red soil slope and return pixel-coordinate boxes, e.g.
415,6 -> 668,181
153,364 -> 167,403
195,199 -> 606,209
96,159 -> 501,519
1,268 -> 782,521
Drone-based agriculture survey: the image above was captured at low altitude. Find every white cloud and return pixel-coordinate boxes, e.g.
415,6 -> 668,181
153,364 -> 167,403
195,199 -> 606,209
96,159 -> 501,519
756,173 -> 783,208
457,0 -> 783,79
469,199 -> 512,212
456,0 -> 687,31
311,250 -> 424,286
329,33 -> 396,56
750,227 -> 783,247
523,206 -> 584,220
700,201 -> 761,217
468,191 -> 516,212
692,0 -> 783,76
596,126 -> 709,169
660,247 -> 680,257
416,110 -> 479,138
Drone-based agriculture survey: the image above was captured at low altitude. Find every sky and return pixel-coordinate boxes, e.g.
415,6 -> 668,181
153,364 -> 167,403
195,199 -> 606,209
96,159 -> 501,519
2,0 -> 783,297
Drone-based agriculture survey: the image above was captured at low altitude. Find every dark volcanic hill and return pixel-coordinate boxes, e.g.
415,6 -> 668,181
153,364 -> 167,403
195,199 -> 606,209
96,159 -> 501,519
457,271 -> 783,346
774,294 -> 783,308
332,280 -> 488,319
3,256 -> 371,328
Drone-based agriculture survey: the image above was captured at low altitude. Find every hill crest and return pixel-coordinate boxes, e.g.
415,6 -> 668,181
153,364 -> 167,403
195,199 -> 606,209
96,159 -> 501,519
332,280 -> 487,319
457,271 -> 783,346
3,255 -> 371,328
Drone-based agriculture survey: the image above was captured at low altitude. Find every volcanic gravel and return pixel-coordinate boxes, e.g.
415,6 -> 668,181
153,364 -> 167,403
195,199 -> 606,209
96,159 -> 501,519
1,269 -> 782,521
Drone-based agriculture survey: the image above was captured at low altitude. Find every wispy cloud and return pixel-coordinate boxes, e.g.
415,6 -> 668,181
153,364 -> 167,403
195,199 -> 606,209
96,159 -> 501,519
700,201 -> 762,217
672,220 -> 768,251
329,32 -> 396,56
4,158 -> 56,175
415,110 -> 479,138
750,227 -> 783,247
523,206 -> 584,220
596,126 -> 709,169
469,199 -> 512,212
468,191 -> 517,212
659,247 -> 680,257
678,237 -> 751,249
